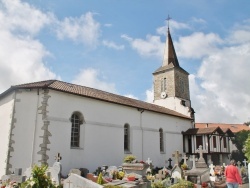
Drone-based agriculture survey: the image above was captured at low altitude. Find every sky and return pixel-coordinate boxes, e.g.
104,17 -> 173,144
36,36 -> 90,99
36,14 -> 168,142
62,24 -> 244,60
0,0 -> 249,124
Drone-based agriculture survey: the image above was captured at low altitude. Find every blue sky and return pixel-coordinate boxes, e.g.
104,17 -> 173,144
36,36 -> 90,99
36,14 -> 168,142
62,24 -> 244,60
0,0 -> 250,123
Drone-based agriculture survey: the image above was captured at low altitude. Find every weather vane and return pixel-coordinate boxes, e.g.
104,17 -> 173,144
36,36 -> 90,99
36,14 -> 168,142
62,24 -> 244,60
166,14 -> 171,29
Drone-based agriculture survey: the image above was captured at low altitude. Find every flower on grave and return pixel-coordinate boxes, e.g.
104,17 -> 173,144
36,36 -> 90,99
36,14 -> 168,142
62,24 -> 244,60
181,163 -> 188,170
146,174 -> 155,181
117,171 -> 125,180
123,155 -> 136,163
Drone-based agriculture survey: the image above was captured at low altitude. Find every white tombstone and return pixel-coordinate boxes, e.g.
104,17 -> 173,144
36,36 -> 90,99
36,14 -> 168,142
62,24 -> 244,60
47,162 -> 62,185
190,155 -> 197,169
182,154 -> 188,165
209,163 -> 215,176
64,173 -> 102,188
196,145 -> 206,160
243,159 -> 248,168
69,169 -> 81,176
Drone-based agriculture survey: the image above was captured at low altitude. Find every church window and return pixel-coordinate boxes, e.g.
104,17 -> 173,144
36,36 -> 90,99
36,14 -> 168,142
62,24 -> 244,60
124,124 -> 130,152
70,112 -> 83,148
161,78 -> 167,92
159,128 -> 164,152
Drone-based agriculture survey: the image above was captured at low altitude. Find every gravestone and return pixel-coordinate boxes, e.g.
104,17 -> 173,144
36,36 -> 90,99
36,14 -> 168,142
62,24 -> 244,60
209,163 -> 215,176
1,168 -> 26,184
146,158 -> 153,174
170,150 -> 183,181
190,155 -> 197,169
243,159 -> 247,168
69,169 -> 81,176
182,154 -> 189,165
155,170 -> 165,180
185,145 -> 210,185
167,158 -> 173,169
64,173 -> 103,188
172,151 -> 182,166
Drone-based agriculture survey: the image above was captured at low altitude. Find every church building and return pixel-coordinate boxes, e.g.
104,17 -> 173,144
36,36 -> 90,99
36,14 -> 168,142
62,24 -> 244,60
0,27 -> 194,177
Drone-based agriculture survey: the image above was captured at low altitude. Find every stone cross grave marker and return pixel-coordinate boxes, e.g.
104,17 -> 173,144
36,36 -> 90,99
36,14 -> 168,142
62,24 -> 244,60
209,163 -> 215,175
182,153 -> 188,165
146,158 -> 153,174
196,145 -> 206,160
172,151 -> 182,166
237,161 -> 241,167
243,159 -> 247,168
55,153 -> 62,162
168,158 -> 173,169
155,170 -> 165,181
146,158 -> 152,165
65,179 -> 72,188
190,155 -> 197,169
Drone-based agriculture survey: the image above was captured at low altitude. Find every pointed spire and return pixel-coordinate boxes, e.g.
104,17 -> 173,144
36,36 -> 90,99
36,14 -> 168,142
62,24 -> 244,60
162,25 -> 180,67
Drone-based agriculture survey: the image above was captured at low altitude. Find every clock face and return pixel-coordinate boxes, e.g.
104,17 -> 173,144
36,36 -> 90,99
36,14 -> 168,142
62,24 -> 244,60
160,92 -> 167,99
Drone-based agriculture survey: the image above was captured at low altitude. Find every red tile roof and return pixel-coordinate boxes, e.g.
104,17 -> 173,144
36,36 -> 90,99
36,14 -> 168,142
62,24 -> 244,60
0,80 -> 191,120
195,123 -> 250,133
183,127 -> 225,135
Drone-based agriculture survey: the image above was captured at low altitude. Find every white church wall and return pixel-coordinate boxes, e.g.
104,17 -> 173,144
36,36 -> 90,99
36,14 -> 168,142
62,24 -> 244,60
154,97 -> 191,117
44,90 -> 144,175
0,92 -> 15,177
7,89 -> 43,175
1,89 -> 193,176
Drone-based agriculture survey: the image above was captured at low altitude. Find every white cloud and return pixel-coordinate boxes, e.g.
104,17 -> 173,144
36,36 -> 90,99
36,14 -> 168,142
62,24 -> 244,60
176,32 -> 223,59
55,12 -> 101,47
0,0 -> 52,35
121,34 -> 164,58
102,40 -> 124,50
72,68 -> 117,94
0,0 -> 58,93
188,21 -> 250,123
145,87 -> 154,103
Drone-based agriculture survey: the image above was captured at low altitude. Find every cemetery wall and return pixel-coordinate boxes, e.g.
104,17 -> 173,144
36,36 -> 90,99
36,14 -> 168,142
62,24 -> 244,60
0,92 -> 15,177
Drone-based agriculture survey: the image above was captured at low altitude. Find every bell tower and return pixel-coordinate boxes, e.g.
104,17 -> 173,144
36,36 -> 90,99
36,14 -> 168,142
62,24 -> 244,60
153,23 -> 194,119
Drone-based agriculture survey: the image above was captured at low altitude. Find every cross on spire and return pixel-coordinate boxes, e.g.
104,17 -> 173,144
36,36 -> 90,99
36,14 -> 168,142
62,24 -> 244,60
55,153 -> 62,162
166,15 -> 171,29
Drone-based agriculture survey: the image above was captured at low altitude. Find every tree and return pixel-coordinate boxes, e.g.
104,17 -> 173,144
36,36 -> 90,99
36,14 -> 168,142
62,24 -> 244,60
244,133 -> 250,162
231,130 -> 250,162
231,130 -> 250,152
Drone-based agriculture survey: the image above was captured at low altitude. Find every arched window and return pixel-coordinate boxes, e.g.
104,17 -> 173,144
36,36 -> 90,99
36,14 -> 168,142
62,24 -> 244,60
161,78 -> 167,92
70,112 -> 83,147
159,128 -> 164,152
124,124 -> 130,151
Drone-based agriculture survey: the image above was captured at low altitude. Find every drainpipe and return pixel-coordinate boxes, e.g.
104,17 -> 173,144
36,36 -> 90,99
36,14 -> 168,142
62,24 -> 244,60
137,108 -> 144,160
31,89 -> 40,165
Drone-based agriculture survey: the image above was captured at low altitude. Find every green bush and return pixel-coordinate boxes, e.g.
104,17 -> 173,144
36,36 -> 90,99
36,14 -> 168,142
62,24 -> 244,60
21,165 -> 57,188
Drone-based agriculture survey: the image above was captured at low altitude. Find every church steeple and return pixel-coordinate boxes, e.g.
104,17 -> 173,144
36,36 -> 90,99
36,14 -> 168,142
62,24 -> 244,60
152,19 -> 193,119
162,28 -> 180,67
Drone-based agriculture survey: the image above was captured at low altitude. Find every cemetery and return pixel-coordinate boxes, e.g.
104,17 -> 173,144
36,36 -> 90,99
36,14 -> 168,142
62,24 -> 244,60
0,148 -> 249,188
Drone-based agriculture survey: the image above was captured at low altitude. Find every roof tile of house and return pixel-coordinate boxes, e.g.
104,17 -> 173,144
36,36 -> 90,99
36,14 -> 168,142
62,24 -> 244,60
195,123 -> 250,133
